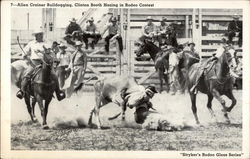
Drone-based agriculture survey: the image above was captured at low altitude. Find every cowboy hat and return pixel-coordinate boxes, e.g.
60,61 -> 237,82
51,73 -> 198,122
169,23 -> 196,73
188,42 -> 195,46
58,43 -> 67,49
69,18 -> 77,22
161,17 -> 167,22
32,27 -> 44,35
146,16 -> 153,20
75,41 -> 83,46
110,17 -> 117,22
88,17 -> 94,22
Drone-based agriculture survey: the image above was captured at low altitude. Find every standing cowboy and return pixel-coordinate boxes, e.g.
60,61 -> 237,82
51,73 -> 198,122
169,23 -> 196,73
104,17 -> 123,54
66,41 -> 87,97
82,17 -> 102,50
64,18 -> 82,45
190,40 -> 231,93
139,16 -> 157,42
16,28 -> 65,100
56,43 -> 72,89
51,41 -> 60,69
157,17 -> 169,47
228,14 -> 242,47
168,46 -> 180,95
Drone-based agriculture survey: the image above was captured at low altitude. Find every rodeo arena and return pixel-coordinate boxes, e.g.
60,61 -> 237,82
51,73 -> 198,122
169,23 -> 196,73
11,8 -> 243,151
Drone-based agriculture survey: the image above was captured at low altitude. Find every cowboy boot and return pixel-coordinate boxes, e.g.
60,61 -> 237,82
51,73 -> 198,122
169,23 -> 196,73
16,77 -> 29,99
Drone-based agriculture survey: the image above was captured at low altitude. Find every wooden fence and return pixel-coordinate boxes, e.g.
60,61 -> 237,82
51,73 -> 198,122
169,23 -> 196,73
11,8 -> 243,91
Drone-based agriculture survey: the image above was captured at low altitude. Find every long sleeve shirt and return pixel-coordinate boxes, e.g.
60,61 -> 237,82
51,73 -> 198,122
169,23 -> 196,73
142,23 -> 157,36
65,23 -> 82,35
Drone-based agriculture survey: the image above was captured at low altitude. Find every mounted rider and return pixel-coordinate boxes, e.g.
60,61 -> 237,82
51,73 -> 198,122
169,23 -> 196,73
82,17 -> 102,50
139,16 -> 157,42
190,39 -> 232,93
16,28 -> 65,100
64,18 -> 82,46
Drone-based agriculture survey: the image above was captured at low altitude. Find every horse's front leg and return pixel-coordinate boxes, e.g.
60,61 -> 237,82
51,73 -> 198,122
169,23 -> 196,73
207,94 -> 217,121
31,97 -> 37,122
24,94 -> 34,122
36,96 -> 47,128
43,97 -> 52,129
225,90 -> 237,112
189,92 -> 200,124
211,88 -> 230,123
163,72 -> 170,93
158,70 -> 163,93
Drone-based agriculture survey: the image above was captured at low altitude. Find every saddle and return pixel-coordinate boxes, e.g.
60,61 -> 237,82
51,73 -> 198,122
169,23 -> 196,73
30,65 -> 42,81
203,58 -> 218,74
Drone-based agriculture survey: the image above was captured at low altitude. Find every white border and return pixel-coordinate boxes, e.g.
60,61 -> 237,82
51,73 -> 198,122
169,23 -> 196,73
1,1 -> 250,159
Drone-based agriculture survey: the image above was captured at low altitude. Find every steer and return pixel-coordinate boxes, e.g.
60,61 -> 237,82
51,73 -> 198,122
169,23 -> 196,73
88,75 -> 157,129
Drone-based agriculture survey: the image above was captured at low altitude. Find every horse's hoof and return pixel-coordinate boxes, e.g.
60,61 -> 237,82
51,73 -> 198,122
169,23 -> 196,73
42,125 -> 49,129
226,107 -> 232,112
32,118 -> 38,123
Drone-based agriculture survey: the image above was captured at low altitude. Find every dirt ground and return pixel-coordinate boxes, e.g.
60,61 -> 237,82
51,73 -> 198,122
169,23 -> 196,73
11,87 -> 242,151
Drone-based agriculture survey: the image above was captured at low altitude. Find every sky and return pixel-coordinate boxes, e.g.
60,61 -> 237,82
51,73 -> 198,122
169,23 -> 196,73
11,8 -> 108,30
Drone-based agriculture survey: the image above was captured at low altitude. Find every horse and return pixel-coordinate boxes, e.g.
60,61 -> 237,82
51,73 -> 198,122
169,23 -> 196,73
186,50 -> 239,124
11,59 -> 38,122
12,47 -> 57,129
134,40 -> 171,93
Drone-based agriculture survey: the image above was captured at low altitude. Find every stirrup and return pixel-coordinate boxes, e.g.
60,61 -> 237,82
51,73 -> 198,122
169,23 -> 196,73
16,90 -> 24,99
57,92 -> 65,101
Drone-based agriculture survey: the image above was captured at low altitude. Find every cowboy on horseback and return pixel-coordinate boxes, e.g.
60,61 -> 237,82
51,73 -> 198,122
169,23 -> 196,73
16,28 -> 65,101
190,39 -> 232,93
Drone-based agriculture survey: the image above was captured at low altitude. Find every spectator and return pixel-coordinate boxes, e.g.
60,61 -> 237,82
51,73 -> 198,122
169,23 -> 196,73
64,18 -> 82,45
139,16 -> 157,42
228,14 -> 242,47
104,17 -> 123,53
82,17 -> 101,50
